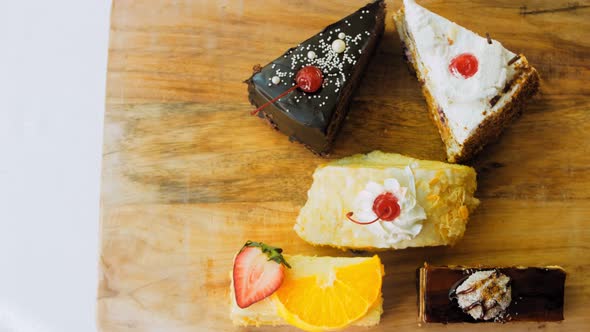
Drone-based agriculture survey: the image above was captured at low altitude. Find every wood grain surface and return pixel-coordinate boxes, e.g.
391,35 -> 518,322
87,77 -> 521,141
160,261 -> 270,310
98,0 -> 590,331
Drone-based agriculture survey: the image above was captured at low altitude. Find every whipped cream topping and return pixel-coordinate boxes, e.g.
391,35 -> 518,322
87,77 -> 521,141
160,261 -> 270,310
403,0 -> 519,144
350,166 -> 427,244
453,270 -> 512,320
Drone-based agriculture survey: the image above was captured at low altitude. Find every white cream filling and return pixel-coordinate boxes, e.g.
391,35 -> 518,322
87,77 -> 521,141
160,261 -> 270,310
350,166 -> 427,245
403,0 -> 519,144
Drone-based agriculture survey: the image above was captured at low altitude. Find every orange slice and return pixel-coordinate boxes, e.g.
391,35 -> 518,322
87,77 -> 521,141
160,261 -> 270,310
274,255 -> 383,331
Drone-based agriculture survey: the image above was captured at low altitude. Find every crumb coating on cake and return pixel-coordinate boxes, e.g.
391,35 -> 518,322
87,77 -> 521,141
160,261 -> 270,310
294,151 -> 479,250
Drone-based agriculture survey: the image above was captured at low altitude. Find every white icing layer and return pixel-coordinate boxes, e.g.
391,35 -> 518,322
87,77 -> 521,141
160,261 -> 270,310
350,166 -> 427,244
403,0 -> 518,144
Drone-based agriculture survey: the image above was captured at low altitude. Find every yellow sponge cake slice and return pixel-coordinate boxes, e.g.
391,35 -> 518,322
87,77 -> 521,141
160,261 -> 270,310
295,151 -> 479,250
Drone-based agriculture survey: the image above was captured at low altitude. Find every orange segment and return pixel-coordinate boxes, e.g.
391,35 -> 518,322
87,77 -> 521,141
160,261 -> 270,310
274,255 -> 383,331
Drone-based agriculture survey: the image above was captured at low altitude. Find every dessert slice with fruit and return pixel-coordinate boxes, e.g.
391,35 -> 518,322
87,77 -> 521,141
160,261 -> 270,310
394,0 -> 540,163
418,263 -> 566,323
230,241 -> 384,330
294,151 -> 479,250
246,0 -> 385,155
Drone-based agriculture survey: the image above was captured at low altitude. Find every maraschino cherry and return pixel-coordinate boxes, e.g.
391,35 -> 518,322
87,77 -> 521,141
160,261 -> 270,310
346,192 -> 401,225
295,66 -> 323,92
251,65 -> 323,116
449,53 -> 479,79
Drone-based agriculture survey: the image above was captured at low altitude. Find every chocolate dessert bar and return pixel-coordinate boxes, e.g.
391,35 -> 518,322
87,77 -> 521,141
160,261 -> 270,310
418,264 -> 566,323
246,0 -> 385,155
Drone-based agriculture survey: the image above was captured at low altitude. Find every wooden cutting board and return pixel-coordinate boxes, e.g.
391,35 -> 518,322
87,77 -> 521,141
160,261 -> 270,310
98,0 -> 590,331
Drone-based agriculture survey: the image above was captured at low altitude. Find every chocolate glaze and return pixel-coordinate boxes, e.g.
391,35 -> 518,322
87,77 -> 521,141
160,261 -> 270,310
245,0 -> 385,155
419,265 -> 566,323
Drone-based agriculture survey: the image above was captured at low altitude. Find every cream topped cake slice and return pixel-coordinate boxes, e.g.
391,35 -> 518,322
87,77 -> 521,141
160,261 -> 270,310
294,151 -> 479,250
394,0 -> 540,163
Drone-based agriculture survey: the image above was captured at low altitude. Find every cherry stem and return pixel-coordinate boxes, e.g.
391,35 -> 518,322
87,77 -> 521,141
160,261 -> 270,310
346,212 -> 382,225
251,84 -> 299,116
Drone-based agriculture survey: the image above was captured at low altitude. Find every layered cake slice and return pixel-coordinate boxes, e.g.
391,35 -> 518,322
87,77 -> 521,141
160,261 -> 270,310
246,0 -> 385,155
230,241 -> 384,330
417,264 -> 566,323
394,0 -> 540,163
295,151 -> 479,250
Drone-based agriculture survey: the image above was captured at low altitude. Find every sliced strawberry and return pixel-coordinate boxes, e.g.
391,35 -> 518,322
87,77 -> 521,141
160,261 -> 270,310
233,241 -> 291,309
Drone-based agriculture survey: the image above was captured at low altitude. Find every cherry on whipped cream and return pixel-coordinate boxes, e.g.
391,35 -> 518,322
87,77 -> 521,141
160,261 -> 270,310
250,66 -> 324,115
346,192 -> 401,225
449,53 -> 478,79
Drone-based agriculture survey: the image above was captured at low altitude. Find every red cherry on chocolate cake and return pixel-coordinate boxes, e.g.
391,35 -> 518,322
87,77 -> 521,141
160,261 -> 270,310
296,66 -> 323,93
449,53 -> 478,79
250,66 -> 324,115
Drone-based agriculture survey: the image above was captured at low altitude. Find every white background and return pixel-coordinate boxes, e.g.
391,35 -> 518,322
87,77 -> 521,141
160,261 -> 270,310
0,1 -> 111,331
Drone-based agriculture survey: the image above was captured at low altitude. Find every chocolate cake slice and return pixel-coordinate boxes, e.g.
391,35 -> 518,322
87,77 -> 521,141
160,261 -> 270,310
246,0 -> 385,155
417,264 -> 566,324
